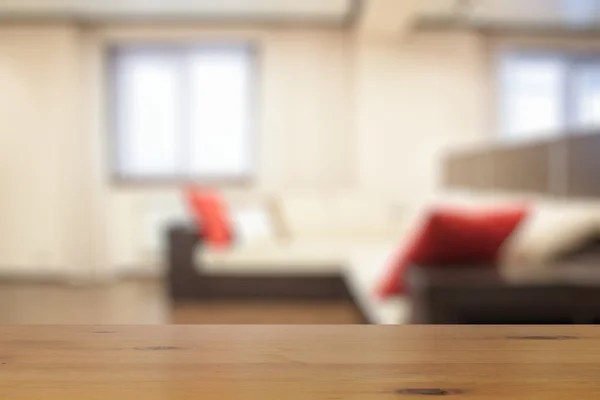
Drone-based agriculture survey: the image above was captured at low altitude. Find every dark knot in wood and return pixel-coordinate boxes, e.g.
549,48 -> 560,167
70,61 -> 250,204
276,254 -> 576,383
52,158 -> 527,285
133,346 -> 184,351
396,388 -> 463,396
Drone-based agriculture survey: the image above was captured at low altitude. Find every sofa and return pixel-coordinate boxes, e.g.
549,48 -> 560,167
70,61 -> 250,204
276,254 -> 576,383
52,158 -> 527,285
168,189 -> 600,324
168,191 -> 415,323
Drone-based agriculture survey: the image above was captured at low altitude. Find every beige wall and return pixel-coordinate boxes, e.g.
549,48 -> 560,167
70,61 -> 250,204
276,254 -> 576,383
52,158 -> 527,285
0,23 -> 488,276
0,24 -> 91,277
354,32 -> 489,204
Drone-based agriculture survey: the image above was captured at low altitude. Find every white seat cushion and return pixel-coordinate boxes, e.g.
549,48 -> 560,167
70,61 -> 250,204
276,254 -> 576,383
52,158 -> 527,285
197,238 -> 398,276
345,245 -> 410,325
199,240 -> 341,275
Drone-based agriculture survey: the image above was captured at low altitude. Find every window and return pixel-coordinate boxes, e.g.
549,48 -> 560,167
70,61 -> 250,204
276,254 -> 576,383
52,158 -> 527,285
110,44 -> 255,182
500,51 -> 600,141
561,0 -> 599,25
573,61 -> 600,126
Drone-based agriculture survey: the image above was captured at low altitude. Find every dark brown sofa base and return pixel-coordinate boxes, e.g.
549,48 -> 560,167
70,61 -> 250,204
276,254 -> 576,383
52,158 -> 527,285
167,225 -> 352,301
171,274 -> 351,300
169,224 -> 600,324
407,263 -> 600,324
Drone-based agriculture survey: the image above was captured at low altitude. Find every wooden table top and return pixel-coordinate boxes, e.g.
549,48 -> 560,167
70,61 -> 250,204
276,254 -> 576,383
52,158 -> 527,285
1,326 -> 599,399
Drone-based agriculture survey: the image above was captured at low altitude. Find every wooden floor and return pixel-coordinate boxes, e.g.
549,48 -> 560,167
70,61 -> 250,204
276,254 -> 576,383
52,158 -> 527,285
0,279 -> 362,324
172,300 -> 362,324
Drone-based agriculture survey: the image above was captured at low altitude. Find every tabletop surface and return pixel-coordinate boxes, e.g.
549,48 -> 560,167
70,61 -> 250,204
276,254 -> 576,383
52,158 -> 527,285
1,325 -> 599,399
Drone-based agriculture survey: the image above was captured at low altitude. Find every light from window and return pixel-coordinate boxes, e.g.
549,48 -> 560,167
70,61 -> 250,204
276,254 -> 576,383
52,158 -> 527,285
499,52 -> 600,140
500,54 -> 566,140
561,0 -> 598,25
573,62 -> 600,127
110,45 -> 255,181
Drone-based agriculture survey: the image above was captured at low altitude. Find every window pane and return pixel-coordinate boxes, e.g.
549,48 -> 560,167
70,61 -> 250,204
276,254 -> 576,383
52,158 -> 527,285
114,51 -> 183,178
500,55 -> 566,140
188,47 -> 252,178
561,0 -> 598,26
573,62 -> 600,129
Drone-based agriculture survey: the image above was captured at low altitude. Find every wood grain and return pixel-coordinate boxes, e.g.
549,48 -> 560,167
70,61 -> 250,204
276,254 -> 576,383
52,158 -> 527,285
0,326 -> 599,399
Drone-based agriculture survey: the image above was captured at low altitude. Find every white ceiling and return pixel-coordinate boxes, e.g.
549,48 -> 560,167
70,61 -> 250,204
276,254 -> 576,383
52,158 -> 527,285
418,0 -> 600,25
5,0 -> 596,29
0,0 -> 353,21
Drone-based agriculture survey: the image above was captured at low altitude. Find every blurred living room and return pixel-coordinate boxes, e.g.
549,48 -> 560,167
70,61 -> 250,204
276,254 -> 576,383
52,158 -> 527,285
2,0 -> 600,325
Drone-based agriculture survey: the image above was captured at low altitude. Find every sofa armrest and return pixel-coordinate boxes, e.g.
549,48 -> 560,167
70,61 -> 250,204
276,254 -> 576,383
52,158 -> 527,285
166,223 -> 201,299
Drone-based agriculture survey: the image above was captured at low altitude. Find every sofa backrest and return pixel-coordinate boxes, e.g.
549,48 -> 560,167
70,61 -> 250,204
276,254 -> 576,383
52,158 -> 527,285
277,192 -> 402,238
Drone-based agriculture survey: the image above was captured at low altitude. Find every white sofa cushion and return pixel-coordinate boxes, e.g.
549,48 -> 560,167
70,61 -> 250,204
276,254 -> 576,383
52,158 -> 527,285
198,238 -> 399,276
230,206 -> 276,246
199,240 -> 341,275
500,199 -> 600,282
345,245 -> 410,325
503,201 -> 596,264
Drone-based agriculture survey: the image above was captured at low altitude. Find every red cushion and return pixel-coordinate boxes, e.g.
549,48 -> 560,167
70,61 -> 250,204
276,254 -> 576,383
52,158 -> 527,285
184,187 -> 233,248
377,205 -> 529,298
